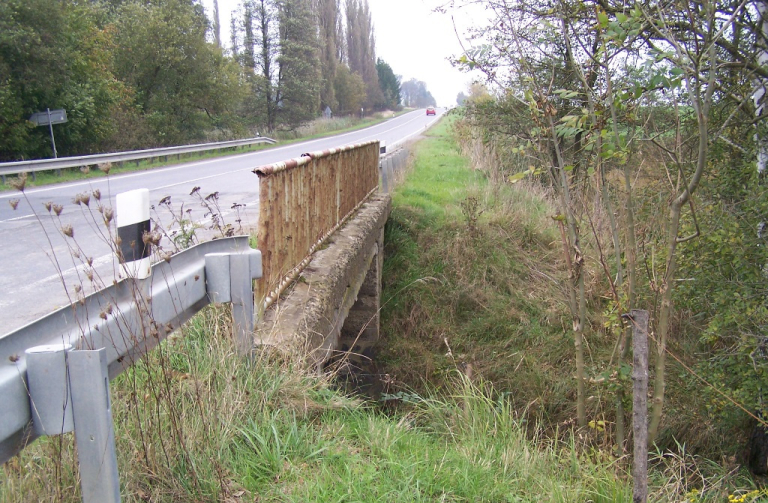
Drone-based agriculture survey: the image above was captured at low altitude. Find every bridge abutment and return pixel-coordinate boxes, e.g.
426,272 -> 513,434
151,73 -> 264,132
336,226 -> 384,374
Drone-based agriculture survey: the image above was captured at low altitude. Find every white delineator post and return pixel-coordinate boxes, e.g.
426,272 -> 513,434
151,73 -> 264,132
116,189 -> 151,279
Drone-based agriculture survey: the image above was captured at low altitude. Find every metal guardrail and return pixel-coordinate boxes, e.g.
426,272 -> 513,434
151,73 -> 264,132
0,136 -> 276,177
0,236 -> 261,467
379,145 -> 409,194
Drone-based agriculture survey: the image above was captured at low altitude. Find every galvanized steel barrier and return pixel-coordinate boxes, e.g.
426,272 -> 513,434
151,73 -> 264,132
0,136 -> 276,179
0,236 -> 261,497
379,146 -> 409,194
252,141 -> 380,311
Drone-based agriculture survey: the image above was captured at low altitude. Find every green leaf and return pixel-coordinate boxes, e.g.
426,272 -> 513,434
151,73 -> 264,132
508,172 -> 527,183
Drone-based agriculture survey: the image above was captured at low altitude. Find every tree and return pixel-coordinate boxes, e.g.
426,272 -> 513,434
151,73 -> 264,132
449,0 -> 768,460
112,0 -> 243,146
212,0 -> 221,48
400,79 -> 436,108
275,0 -> 321,128
345,0 -> 381,109
317,0 -> 340,111
245,0 -> 279,131
376,58 -> 401,110
0,0 -> 124,159
334,63 -> 366,115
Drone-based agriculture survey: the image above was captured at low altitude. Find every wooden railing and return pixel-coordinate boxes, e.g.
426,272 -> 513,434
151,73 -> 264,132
252,141 -> 380,311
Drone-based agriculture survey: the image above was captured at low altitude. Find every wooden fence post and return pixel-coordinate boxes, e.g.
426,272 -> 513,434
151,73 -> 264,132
625,309 -> 649,503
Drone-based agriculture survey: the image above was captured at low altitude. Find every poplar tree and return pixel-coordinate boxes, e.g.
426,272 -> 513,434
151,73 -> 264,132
345,0 -> 380,110
317,0 -> 339,111
276,0 -> 321,128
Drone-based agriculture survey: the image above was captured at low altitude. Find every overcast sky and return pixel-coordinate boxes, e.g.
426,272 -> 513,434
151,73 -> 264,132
200,0 -> 487,107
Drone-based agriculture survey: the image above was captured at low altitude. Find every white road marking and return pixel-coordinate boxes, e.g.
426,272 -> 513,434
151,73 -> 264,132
25,253 -> 114,291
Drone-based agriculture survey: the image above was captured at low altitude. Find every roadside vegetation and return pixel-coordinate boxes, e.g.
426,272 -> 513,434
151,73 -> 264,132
378,118 -> 764,501
429,0 -> 768,484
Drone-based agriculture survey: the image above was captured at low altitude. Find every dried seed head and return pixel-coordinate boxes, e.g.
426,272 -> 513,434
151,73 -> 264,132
190,186 -> 201,196
205,191 -> 219,201
99,310 -> 107,320
162,251 -> 172,263
61,224 -> 74,238
141,231 -> 163,246
74,284 -> 82,293
85,269 -> 94,282
159,196 -> 171,206
72,250 -> 80,259
103,207 -> 114,225
87,256 -> 93,266
98,162 -> 111,174
92,189 -> 101,201
9,199 -> 19,210
10,173 -> 27,192
73,193 -> 90,206
44,201 -> 52,212
106,304 -> 113,315
53,204 -> 63,216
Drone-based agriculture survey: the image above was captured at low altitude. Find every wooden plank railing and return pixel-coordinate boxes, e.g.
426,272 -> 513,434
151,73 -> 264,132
252,141 -> 379,311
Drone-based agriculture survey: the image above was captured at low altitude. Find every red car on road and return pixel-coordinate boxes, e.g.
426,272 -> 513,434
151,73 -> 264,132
426,107 -> 436,116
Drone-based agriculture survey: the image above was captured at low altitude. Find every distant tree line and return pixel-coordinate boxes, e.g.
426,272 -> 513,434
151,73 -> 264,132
0,0 -> 411,161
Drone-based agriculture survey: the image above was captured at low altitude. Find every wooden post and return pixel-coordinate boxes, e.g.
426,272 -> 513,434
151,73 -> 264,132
625,309 -> 649,503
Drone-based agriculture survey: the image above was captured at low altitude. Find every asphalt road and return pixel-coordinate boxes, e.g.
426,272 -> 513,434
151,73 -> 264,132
0,108 -> 443,336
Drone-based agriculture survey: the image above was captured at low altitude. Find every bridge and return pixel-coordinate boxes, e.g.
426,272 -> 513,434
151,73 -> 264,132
0,115 -> 421,500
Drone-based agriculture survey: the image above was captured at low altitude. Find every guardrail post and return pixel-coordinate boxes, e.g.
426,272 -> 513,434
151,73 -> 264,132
25,345 -> 121,502
205,249 -> 262,354
25,343 -> 74,436
69,348 -> 121,503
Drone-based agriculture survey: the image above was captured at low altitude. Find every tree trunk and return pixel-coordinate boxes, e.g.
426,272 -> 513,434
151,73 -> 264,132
648,201 -> 682,441
548,112 -> 587,428
749,417 -> 768,475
